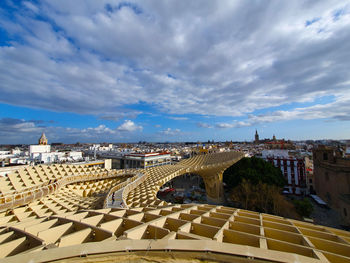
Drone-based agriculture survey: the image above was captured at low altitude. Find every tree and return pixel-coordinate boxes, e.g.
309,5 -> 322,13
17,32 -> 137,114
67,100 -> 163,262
230,179 -> 299,218
223,157 -> 286,189
293,198 -> 313,218
231,179 -> 255,210
225,157 -> 298,218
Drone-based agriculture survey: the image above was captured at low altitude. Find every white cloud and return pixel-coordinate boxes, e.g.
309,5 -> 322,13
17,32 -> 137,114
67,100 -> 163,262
117,120 -> 143,132
168,116 -> 189,121
23,1 -> 39,13
0,118 -> 146,144
197,122 -> 213,128
99,111 -> 142,121
0,118 -> 113,143
0,118 -> 42,134
246,95 -> 350,124
82,125 -> 115,134
216,123 -> 236,129
215,120 -> 252,129
216,94 -> 350,128
160,128 -> 182,136
0,0 -> 350,124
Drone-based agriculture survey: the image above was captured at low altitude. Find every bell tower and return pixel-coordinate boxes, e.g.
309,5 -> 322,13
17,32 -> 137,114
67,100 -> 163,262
254,130 -> 259,143
38,133 -> 48,145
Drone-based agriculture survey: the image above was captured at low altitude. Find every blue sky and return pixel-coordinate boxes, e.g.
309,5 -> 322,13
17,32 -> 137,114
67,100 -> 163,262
0,0 -> 350,144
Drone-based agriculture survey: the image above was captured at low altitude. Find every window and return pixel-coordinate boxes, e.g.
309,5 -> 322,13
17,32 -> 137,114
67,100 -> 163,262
344,208 -> 347,217
309,179 -> 312,183
323,153 -> 328,160
325,172 -> 329,181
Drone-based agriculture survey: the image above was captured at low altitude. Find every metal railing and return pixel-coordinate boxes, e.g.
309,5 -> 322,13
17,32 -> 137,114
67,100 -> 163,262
103,172 -> 146,209
103,174 -> 139,209
120,172 -> 147,208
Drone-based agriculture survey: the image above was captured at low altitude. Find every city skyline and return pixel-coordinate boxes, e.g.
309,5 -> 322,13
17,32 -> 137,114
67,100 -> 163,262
1,1 -> 350,144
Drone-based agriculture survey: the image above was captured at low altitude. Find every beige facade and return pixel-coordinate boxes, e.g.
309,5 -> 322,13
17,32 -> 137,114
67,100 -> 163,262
38,132 -> 48,145
313,146 -> 350,226
305,156 -> 315,194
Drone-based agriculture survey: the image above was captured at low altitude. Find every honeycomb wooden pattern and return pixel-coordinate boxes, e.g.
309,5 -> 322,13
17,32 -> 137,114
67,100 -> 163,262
0,152 -> 349,263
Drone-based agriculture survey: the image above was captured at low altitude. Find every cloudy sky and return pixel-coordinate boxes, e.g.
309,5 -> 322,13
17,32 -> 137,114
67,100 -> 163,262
0,0 -> 350,144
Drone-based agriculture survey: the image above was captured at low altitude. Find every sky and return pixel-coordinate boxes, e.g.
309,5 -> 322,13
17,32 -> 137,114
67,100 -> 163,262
0,0 -> 350,144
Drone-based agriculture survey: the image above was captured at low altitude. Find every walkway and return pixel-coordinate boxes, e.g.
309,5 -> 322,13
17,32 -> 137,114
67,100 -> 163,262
106,172 -> 145,208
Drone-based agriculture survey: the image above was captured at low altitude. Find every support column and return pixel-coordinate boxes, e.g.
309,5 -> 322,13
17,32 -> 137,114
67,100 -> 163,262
198,169 -> 225,205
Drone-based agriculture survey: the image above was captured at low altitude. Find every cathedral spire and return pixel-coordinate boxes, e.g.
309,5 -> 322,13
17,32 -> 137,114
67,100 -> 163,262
254,129 -> 259,143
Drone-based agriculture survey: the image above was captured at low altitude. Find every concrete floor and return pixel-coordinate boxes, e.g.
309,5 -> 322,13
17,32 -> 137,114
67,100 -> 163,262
309,198 -> 345,230
157,174 -> 207,204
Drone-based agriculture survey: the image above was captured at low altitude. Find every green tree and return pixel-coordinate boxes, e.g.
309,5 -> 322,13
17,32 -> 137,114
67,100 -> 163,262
230,179 -> 299,219
223,157 -> 286,188
293,198 -> 313,218
224,157 -> 298,218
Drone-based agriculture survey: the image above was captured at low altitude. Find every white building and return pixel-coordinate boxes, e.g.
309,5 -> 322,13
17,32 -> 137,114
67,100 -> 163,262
29,133 -> 83,164
29,145 -> 51,159
89,144 -> 114,152
260,150 -> 307,195
262,150 -> 289,159
123,152 -> 171,169
68,151 -> 83,160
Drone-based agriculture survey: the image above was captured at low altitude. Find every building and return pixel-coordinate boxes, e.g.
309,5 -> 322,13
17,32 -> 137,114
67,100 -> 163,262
0,148 -> 27,166
346,145 -> 350,158
123,152 -> 171,169
1,152 -> 350,262
305,156 -> 315,195
254,129 -> 259,143
313,146 -> 350,226
254,131 -> 295,149
38,132 -> 48,145
29,144 -> 51,161
29,134 -> 83,164
261,150 -> 306,195
265,139 -> 295,150
29,132 -> 51,163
